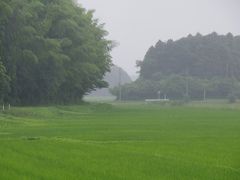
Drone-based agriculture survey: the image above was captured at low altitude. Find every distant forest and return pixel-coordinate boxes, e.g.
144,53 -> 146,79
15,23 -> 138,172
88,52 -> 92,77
0,0 -> 112,105
90,65 -> 131,97
112,33 -> 240,101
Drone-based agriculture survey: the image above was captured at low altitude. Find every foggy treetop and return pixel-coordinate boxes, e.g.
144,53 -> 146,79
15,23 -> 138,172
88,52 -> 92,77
139,33 -> 240,80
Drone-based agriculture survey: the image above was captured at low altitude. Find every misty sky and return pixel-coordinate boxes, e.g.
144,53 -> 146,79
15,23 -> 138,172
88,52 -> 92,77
78,0 -> 240,78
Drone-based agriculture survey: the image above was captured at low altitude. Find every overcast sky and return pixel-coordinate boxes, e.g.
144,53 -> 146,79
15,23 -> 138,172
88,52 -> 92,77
78,0 -> 240,78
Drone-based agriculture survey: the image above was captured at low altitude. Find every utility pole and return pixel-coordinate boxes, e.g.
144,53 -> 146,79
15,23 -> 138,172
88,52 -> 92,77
164,94 -> 167,100
203,87 -> 206,101
118,67 -> 122,101
157,91 -> 161,99
185,68 -> 189,97
226,63 -> 229,78
186,80 -> 189,97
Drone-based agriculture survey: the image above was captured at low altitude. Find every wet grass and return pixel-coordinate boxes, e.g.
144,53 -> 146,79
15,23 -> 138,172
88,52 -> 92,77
0,103 -> 240,179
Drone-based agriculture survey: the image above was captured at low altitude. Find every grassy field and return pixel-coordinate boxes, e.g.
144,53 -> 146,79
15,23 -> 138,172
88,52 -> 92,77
0,102 -> 240,179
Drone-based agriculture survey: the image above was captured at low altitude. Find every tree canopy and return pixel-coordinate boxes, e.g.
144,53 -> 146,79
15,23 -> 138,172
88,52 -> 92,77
0,0 -> 112,105
112,33 -> 240,101
140,32 -> 240,80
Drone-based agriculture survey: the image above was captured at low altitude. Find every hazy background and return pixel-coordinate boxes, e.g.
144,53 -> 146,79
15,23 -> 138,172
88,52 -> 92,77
78,0 -> 240,79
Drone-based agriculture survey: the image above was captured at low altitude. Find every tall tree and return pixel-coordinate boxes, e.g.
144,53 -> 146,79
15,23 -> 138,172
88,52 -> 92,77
0,0 -> 112,105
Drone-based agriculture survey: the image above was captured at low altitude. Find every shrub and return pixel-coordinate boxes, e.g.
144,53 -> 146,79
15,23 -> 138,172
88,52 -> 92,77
228,94 -> 237,103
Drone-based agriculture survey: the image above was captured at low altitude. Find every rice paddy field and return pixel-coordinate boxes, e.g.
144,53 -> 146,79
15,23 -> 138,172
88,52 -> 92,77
0,101 -> 240,179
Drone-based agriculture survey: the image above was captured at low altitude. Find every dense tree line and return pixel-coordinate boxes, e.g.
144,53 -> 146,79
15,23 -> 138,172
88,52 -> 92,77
0,0 -> 112,105
112,33 -> 240,101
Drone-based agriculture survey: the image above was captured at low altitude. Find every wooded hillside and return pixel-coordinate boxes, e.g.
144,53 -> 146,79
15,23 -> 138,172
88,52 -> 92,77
140,32 -> 240,80
112,33 -> 240,100
89,65 -> 132,97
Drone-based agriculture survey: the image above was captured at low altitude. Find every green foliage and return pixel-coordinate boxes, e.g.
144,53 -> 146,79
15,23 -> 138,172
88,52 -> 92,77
0,62 -> 10,103
117,33 -> 240,100
0,0 -> 112,105
140,33 -> 240,80
111,79 -> 161,100
228,93 -> 237,103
